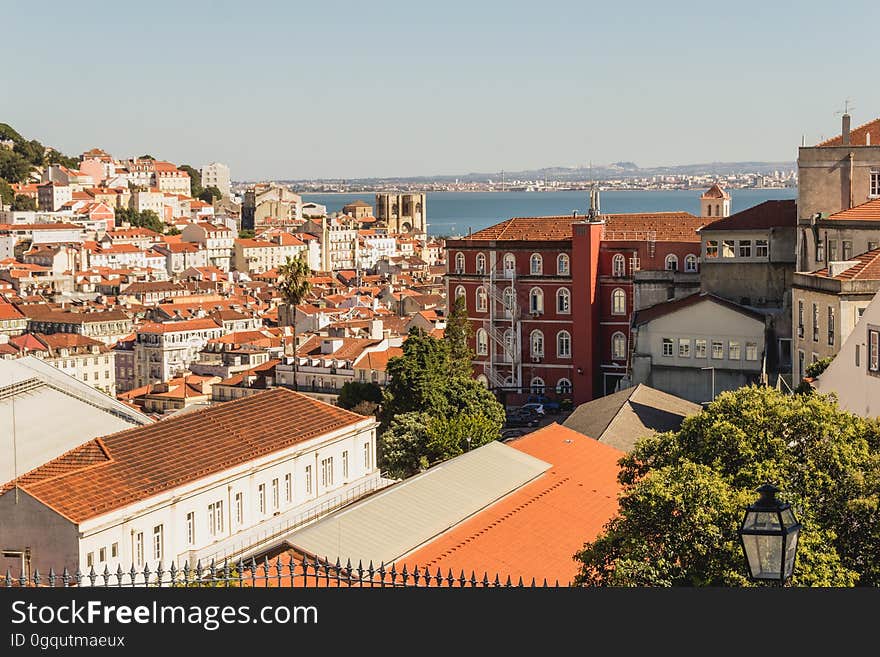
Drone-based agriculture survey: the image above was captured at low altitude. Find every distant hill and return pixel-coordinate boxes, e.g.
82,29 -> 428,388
0,122 -> 79,185
277,160 -> 796,185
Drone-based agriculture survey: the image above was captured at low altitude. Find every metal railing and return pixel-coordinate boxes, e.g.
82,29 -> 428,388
3,557 -> 557,588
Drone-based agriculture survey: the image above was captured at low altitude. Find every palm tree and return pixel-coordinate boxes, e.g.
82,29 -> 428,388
277,254 -> 312,391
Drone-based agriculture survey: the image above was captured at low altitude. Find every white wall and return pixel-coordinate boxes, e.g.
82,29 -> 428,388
76,418 -> 379,575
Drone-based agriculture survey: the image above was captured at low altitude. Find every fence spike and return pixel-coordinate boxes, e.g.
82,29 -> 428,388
5,569 -> 12,588
459,570 -> 467,587
542,578 -> 548,587
482,572 -> 491,587
182,561 -> 191,587
116,564 -> 124,587
530,577 -> 536,588
505,575 -> 512,587
518,575 -> 524,587
436,567 -> 444,587
63,566 -> 72,587
48,568 -> 56,588
127,564 -> 136,587
237,557 -> 245,587
493,573 -> 501,587
469,570 -> 477,587
412,565 -> 420,586
195,559 -> 203,581
102,565 -> 111,586
141,564 -> 150,589
33,568 -> 41,587
168,562 -> 177,587
88,565 -> 97,587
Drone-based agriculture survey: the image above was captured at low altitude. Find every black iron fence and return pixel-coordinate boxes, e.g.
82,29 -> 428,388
3,556 -> 559,588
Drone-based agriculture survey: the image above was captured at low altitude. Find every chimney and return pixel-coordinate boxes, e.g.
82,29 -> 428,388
842,113 -> 851,145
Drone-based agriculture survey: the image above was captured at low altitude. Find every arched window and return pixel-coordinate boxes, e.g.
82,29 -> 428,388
476,374 -> 489,388
557,253 -> 570,275
716,204 -> 721,216
612,254 -> 626,277
530,330 -> 544,357
503,328 -> 515,359
455,252 -> 465,273
557,288 -> 570,313
529,287 -> 544,314
503,287 -> 516,314
455,285 -> 466,300
612,288 -> 626,315
503,253 -> 516,276
557,330 -> 571,358
476,252 -> 486,275
476,328 -> 488,356
684,254 -> 698,273
612,332 -> 627,360
530,377 -> 545,395
707,204 -> 712,217
556,378 -> 572,395
665,254 -> 678,271
530,253 -> 543,275
476,286 -> 487,312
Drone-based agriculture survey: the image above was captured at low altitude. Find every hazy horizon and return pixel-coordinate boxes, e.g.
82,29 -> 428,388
3,1 -> 874,180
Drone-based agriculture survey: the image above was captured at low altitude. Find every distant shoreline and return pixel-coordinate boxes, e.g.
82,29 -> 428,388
297,187 -> 797,195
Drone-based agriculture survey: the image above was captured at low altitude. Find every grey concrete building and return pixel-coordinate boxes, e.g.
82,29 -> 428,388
797,114 -> 880,272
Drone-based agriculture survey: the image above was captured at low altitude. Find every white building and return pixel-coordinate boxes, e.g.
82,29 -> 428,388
233,234 -> 307,274
358,230 -> 397,269
134,318 -> 225,387
200,162 -> 231,199
0,387 -> 384,579
151,242 -> 209,277
627,292 -> 767,404
813,290 -> 880,417
181,222 -> 234,272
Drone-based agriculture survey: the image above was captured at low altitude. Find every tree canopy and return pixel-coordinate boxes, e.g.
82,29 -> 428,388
379,330 -> 505,478
0,123 -> 79,182
573,385 -> 880,587
116,207 -> 165,233
0,178 -> 13,206
199,185 -> 222,203
11,194 -> 36,211
443,294 -> 474,378
338,381 -> 383,410
179,164 -> 203,198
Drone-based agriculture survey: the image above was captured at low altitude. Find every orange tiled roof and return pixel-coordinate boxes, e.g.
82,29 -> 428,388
398,423 -> 622,585
603,212 -> 704,242
810,247 -> 880,280
355,347 -> 403,372
2,388 -> 368,522
137,318 -> 221,333
296,335 -> 380,361
825,198 -> 880,222
817,117 -> 880,147
700,184 -> 730,199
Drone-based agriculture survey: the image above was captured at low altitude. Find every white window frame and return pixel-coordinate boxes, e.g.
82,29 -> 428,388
476,252 -> 486,274
611,288 -> 626,315
476,286 -> 487,312
476,328 -> 488,356
556,378 -> 572,395
745,342 -> 758,361
756,239 -> 769,258
152,525 -> 163,562
258,483 -> 266,513
612,332 -> 627,360
186,511 -> 195,545
530,287 -> 544,314
678,338 -> 690,358
662,338 -> 673,357
530,330 -> 544,358
455,252 -> 465,273
530,377 -> 545,395
729,341 -> 741,360
711,340 -> 724,359
684,254 -> 698,272
530,253 -> 543,275
557,253 -> 570,275
557,330 -> 571,358
665,254 -> 678,271
557,288 -> 570,314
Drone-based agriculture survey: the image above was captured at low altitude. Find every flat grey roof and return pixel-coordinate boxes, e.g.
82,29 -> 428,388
283,440 -> 550,566
1,357 -> 151,484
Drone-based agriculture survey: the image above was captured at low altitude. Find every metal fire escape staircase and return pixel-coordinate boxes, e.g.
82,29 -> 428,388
484,262 -> 519,392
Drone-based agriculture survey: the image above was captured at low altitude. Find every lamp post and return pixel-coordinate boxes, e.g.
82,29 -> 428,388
738,483 -> 802,585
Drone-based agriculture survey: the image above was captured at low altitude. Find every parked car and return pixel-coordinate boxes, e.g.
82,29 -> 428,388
505,409 -> 540,428
520,402 -> 547,417
500,428 -> 527,441
526,395 -> 561,413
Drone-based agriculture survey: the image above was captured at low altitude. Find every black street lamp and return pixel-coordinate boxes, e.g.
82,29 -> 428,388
738,483 -> 802,585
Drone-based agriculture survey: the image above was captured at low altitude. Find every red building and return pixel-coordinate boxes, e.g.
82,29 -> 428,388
445,195 -> 705,406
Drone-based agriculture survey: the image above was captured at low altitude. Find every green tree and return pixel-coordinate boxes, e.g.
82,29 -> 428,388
139,154 -> 155,160
179,164 -> 203,198
381,329 -> 454,426
795,357 -> 835,395
198,185 -> 222,204
378,330 -> 504,478
45,148 -> 80,169
0,149 -> 33,183
0,178 -> 13,206
277,254 -> 312,391
338,381 -> 383,410
165,226 -> 181,236
11,194 -> 36,211
238,229 -> 255,239
573,385 -> 880,587
443,295 -> 474,377
13,139 -> 45,166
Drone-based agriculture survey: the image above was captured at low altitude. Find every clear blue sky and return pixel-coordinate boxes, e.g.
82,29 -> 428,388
2,1 -> 875,180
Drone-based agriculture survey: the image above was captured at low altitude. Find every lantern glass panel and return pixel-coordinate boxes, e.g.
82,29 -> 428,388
779,507 -> 797,528
783,526 -> 800,579
742,532 -> 784,580
742,509 -> 782,532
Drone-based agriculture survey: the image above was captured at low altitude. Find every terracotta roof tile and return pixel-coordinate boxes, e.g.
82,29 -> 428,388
810,247 -> 880,280
6,388 -> 368,522
817,117 -> 880,147
633,291 -> 765,326
398,423 -> 622,585
700,200 -> 797,231
825,198 -> 880,222
700,184 -> 730,199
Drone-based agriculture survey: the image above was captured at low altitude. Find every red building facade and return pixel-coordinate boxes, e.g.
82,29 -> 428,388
445,209 -> 704,406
